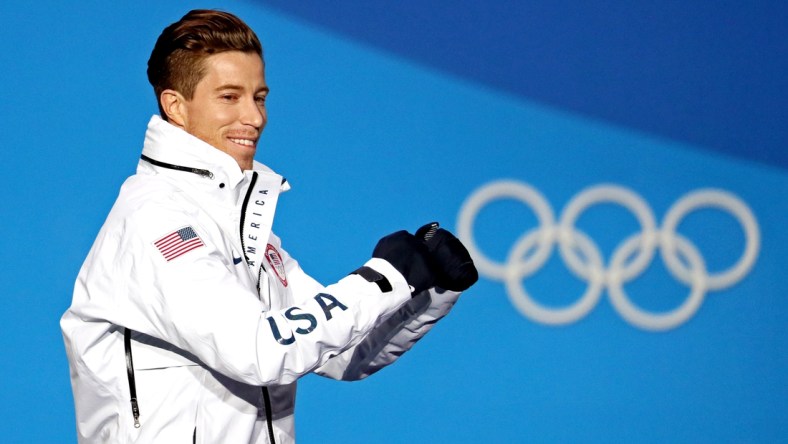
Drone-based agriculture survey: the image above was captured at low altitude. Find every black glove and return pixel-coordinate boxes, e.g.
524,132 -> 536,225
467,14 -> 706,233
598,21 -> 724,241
415,222 -> 478,292
372,230 -> 436,295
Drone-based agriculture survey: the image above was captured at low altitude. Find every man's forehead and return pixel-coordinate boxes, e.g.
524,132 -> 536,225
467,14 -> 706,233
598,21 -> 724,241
199,51 -> 266,86
203,51 -> 264,70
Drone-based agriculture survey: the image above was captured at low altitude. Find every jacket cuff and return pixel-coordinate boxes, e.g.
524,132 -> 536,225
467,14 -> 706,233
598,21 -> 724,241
363,257 -> 411,296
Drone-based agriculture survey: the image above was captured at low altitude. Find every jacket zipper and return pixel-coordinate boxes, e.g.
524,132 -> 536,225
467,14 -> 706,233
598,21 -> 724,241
124,328 -> 141,428
239,171 -> 258,265
239,172 -> 277,444
262,387 -> 276,444
140,154 -> 214,179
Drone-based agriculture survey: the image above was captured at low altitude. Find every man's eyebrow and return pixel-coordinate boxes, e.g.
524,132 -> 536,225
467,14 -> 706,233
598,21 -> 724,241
214,84 -> 270,94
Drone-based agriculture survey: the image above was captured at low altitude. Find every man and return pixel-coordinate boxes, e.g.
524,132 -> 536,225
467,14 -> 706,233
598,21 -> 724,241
61,9 -> 477,443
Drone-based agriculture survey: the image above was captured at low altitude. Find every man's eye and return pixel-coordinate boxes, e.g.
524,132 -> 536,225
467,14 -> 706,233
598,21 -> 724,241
255,96 -> 267,104
221,94 -> 237,101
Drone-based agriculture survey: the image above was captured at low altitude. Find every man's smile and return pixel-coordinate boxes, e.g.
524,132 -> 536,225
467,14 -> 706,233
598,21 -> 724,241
229,137 -> 256,147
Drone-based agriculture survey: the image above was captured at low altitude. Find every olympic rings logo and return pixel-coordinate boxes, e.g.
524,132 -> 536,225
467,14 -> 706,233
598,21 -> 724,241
457,181 -> 760,331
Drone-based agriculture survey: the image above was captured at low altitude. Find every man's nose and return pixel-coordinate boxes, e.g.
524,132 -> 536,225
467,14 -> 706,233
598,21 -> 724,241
242,97 -> 265,129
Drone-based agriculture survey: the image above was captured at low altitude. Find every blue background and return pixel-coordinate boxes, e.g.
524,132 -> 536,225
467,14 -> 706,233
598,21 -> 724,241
1,1 -> 785,442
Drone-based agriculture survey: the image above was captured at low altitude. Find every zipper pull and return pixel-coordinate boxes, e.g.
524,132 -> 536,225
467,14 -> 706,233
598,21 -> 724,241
131,397 -> 140,428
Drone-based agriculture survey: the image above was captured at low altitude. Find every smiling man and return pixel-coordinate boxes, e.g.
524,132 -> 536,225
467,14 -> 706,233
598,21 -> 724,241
60,9 -> 477,444
161,49 -> 268,170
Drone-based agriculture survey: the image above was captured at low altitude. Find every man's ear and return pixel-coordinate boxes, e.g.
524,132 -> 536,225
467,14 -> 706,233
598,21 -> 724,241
160,89 -> 188,128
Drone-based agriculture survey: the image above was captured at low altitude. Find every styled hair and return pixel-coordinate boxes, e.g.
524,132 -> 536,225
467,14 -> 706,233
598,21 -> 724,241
147,9 -> 263,119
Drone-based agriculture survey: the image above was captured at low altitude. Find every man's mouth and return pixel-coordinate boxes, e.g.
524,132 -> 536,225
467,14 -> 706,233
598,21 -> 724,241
229,137 -> 256,147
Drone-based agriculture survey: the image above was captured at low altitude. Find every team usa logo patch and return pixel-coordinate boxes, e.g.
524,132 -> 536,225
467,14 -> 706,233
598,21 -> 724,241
154,226 -> 204,261
265,244 -> 288,287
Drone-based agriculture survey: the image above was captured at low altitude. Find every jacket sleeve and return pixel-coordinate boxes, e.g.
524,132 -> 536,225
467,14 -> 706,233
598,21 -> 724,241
313,287 -> 461,380
71,205 -> 412,387
278,238 -> 462,381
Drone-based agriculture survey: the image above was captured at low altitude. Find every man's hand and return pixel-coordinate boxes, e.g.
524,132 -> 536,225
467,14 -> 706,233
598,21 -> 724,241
372,223 -> 478,296
415,222 -> 478,292
372,230 -> 435,295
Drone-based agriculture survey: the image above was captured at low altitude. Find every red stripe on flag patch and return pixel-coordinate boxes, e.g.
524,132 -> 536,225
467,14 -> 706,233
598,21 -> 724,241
154,226 -> 204,261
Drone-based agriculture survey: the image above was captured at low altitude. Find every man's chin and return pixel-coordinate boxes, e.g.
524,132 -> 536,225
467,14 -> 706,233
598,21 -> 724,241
230,151 -> 256,171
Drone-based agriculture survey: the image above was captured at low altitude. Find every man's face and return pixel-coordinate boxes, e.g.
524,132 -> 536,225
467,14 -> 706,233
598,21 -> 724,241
178,51 -> 268,171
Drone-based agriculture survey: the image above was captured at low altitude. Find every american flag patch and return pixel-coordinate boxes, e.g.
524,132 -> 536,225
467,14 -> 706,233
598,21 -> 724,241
154,226 -> 205,261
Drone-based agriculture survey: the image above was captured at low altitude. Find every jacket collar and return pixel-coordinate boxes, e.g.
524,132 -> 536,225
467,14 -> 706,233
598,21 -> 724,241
139,115 -> 288,191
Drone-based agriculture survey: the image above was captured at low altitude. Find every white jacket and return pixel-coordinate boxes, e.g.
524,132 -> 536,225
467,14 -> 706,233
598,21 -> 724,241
61,116 -> 461,443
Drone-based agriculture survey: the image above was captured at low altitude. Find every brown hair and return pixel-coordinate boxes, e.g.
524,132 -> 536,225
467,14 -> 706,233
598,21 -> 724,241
147,9 -> 263,119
